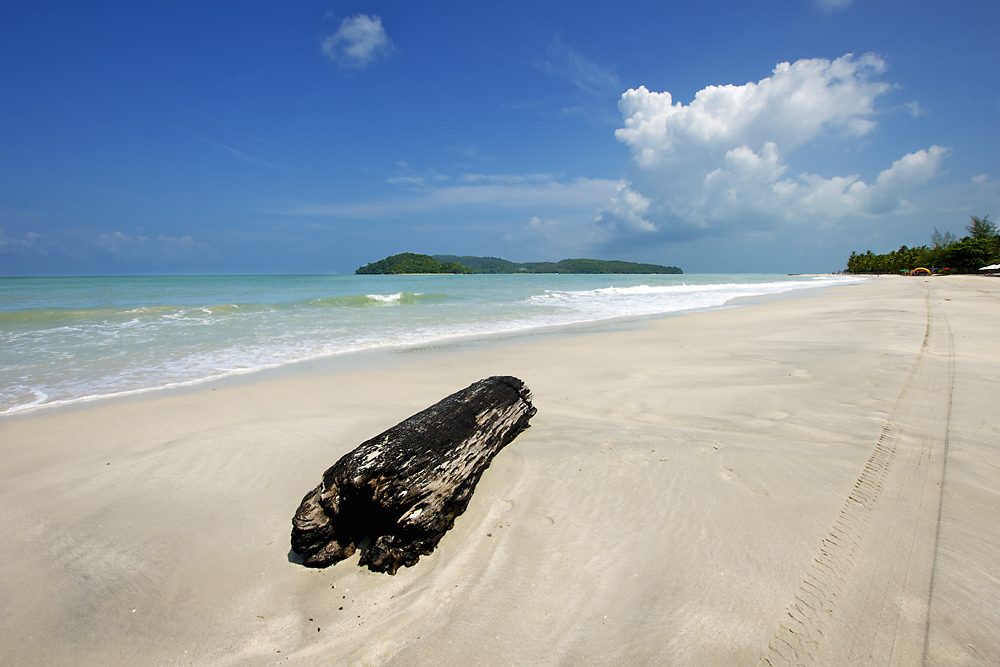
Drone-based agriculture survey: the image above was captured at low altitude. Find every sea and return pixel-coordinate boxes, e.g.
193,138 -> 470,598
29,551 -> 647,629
0,273 -> 866,415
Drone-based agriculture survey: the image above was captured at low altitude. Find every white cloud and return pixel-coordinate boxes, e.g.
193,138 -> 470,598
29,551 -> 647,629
616,53 -> 889,167
499,181 -> 655,257
157,234 -> 201,251
321,15 -> 393,69
595,180 -> 656,232
96,232 -> 206,257
504,215 -> 612,254
696,144 -> 947,221
97,231 -> 148,254
520,215 -> 568,241
972,174 -> 989,184
816,0 -> 855,12
537,35 -> 620,95
282,174 -> 620,217
458,173 -> 554,185
448,144 -> 493,161
188,132 -> 286,168
905,101 -> 924,117
387,176 -> 426,187
859,146 -> 949,214
604,54 -> 949,242
0,228 -> 44,253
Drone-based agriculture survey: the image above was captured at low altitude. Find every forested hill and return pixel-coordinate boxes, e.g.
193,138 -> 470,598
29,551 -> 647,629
432,255 -> 683,274
355,253 -> 683,274
355,253 -> 472,275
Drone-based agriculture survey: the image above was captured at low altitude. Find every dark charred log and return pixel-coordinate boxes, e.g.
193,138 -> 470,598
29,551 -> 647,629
291,376 -> 536,574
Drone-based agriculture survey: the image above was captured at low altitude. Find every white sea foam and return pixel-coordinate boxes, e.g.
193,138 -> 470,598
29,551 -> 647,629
366,292 -> 405,303
528,278 -> 862,321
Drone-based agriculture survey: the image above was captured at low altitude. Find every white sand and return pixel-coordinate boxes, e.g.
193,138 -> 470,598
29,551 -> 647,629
1,276 -> 997,666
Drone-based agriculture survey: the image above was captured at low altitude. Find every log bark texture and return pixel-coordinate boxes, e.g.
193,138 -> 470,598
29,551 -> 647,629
291,376 -> 536,574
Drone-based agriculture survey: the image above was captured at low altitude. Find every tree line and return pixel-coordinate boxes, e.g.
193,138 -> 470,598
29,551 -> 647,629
847,215 -> 999,274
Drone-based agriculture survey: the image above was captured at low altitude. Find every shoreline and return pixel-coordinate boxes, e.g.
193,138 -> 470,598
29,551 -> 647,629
1,275 -> 997,665
0,275 -> 865,421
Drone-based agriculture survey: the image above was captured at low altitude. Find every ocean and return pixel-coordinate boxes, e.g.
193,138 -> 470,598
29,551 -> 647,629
0,273 -> 865,414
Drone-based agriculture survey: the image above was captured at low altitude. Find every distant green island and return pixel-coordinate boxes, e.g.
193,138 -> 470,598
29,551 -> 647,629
355,253 -> 683,275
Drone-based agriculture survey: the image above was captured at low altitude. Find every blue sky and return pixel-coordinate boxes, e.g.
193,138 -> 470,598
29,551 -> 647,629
1,0 -> 998,275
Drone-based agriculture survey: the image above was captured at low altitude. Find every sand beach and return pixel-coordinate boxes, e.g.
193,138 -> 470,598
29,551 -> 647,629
1,275 -> 997,666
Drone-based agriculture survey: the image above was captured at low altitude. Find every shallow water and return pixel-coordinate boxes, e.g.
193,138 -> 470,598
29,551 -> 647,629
0,273 -> 864,413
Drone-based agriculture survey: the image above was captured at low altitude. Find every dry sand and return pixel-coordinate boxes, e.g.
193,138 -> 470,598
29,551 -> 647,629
1,276 -> 997,666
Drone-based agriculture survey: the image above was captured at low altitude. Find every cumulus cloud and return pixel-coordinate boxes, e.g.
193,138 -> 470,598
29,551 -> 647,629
500,180 -> 655,256
605,54 -> 948,242
595,181 -> 656,232
321,15 -> 393,69
857,146 -> 949,214
616,54 -> 889,167
697,144 -> 948,221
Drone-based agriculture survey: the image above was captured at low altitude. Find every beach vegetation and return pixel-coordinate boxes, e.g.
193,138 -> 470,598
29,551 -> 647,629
930,228 -> 957,249
846,215 -> 999,274
966,214 -> 998,240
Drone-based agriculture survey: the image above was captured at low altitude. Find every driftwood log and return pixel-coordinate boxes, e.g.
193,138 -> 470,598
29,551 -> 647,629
291,376 -> 536,574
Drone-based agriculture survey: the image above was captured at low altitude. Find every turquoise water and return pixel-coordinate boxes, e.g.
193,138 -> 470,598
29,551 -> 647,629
0,273 -> 865,414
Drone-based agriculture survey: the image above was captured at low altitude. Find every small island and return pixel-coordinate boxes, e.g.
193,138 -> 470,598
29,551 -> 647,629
355,253 -> 682,275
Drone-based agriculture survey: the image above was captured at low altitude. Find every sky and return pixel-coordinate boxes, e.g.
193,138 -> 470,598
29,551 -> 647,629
1,0 -> 998,275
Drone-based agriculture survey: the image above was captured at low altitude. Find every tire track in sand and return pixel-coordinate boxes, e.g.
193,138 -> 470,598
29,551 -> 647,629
763,287 -> 954,667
